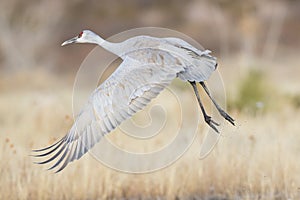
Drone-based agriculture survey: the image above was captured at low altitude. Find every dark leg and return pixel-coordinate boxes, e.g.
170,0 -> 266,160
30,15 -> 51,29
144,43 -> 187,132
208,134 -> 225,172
199,82 -> 235,126
189,81 -> 220,133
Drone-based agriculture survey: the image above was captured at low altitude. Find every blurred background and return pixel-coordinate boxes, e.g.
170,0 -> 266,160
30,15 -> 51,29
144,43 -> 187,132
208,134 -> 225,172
1,0 -> 300,199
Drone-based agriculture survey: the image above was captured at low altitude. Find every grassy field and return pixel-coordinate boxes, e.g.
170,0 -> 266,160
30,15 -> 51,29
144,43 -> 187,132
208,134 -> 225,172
1,57 -> 300,200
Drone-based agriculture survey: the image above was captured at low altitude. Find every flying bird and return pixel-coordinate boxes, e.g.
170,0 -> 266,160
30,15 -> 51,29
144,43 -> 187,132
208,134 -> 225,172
33,30 -> 235,172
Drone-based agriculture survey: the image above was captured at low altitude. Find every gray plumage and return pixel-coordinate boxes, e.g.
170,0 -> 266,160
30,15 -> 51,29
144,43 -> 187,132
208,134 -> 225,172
33,30 -> 233,173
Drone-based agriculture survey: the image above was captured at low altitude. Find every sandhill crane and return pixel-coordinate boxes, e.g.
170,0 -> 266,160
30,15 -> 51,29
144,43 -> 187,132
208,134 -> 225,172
33,30 -> 235,172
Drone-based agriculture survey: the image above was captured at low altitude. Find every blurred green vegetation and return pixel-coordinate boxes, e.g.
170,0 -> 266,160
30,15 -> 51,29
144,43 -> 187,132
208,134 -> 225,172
290,94 -> 300,109
234,69 -> 269,114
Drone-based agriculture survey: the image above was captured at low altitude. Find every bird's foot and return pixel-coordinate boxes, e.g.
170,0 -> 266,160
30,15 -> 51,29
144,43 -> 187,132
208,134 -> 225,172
219,110 -> 235,126
204,115 -> 220,133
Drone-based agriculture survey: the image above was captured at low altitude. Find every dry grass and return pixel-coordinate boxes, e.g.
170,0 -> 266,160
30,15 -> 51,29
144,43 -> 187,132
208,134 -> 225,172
1,65 -> 300,200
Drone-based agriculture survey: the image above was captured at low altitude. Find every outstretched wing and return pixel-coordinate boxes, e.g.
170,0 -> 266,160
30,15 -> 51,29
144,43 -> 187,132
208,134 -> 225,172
32,50 -> 185,172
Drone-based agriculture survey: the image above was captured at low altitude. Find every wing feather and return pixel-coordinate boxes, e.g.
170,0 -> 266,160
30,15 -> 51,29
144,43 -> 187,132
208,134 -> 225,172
33,50 -> 185,172
164,37 -> 217,82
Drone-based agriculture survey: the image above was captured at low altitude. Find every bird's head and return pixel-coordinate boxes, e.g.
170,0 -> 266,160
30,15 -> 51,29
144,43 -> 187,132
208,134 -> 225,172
61,30 -> 101,46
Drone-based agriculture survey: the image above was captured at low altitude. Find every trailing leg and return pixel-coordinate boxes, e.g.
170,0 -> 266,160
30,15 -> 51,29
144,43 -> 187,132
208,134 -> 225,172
199,82 -> 235,126
189,81 -> 220,133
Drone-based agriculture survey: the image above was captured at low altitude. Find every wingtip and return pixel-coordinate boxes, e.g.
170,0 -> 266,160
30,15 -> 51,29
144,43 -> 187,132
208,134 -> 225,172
32,137 -> 65,152
33,161 -> 43,165
54,167 -> 65,173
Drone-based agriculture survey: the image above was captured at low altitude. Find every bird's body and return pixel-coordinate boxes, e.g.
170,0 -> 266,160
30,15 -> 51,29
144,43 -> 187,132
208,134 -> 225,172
34,30 -> 234,172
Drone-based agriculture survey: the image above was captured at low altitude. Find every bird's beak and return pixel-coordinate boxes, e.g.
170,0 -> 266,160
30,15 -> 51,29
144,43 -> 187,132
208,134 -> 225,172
61,36 -> 78,46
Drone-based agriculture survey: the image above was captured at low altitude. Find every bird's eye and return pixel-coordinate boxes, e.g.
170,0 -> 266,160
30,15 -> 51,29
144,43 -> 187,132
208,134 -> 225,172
78,31 -> 83,38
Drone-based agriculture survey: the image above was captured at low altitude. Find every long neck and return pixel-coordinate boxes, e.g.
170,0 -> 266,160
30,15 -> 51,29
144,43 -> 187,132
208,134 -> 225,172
94,35 -> 120,56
